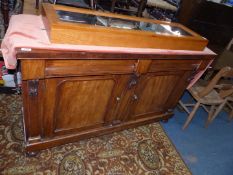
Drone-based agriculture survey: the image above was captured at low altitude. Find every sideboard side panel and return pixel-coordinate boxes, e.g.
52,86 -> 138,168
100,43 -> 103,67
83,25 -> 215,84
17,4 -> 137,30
22,80 -> 44,143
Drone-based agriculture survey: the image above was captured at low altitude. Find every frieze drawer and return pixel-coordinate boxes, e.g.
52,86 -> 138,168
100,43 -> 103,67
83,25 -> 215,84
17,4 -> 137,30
45,60 -> 137,77
149,59 -> 201,72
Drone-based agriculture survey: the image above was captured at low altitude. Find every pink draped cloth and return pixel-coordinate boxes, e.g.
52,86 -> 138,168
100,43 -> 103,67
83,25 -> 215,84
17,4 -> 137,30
1,14 -> 216,88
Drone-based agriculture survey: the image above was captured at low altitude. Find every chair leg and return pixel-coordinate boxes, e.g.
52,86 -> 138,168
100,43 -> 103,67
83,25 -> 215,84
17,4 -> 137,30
90,0 -> 94,9
205,105 -> 215,128
209,100 -> 227,123
137,0 -> 147,17
226,101 -> 233,121
178,100 -> 190,114
111,0 -> 117,12
35,0 -> 39,9
182,102 -> 200,130
229,109 -> 233,121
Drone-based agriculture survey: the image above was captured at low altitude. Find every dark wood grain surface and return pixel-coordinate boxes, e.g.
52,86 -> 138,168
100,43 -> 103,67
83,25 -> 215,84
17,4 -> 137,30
20,48 -> 215,153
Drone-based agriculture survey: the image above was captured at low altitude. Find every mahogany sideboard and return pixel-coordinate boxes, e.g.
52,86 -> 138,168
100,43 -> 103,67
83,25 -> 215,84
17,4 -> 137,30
18,48 -> 214,154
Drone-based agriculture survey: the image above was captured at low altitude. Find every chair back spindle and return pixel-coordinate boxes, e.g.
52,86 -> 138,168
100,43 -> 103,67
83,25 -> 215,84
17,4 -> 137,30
198,67 -> 233,98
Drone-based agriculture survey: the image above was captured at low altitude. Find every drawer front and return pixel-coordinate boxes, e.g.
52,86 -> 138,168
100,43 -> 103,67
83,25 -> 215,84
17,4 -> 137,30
148,59 -> 201,72
45,60 -> 137,77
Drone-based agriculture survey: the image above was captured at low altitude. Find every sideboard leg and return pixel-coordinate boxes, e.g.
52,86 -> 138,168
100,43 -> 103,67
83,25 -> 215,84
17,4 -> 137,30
161,119 -> 169,123
26,151 -> 38,157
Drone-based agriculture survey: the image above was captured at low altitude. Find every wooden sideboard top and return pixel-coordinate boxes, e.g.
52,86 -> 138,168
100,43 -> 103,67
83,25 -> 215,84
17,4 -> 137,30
16,48 -> 216,60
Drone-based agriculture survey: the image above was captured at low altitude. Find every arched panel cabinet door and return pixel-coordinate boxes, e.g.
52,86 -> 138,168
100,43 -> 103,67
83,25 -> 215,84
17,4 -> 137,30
126,59 -> 201,121
42,75 -> 131,138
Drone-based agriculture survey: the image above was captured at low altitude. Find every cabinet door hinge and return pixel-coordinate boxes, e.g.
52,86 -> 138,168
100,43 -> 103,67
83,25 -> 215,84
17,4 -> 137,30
28,79 -> 39,96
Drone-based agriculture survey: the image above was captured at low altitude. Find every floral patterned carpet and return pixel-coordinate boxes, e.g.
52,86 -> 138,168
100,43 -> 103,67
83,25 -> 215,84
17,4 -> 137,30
0,94 -> 191,175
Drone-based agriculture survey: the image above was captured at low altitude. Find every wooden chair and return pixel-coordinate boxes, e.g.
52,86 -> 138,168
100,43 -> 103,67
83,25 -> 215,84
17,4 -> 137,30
110,0 -> 147,17
180,66 -> 233,129
222,89 -> 233,121
144,0 -> 178,20
147,0 -> 178,12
